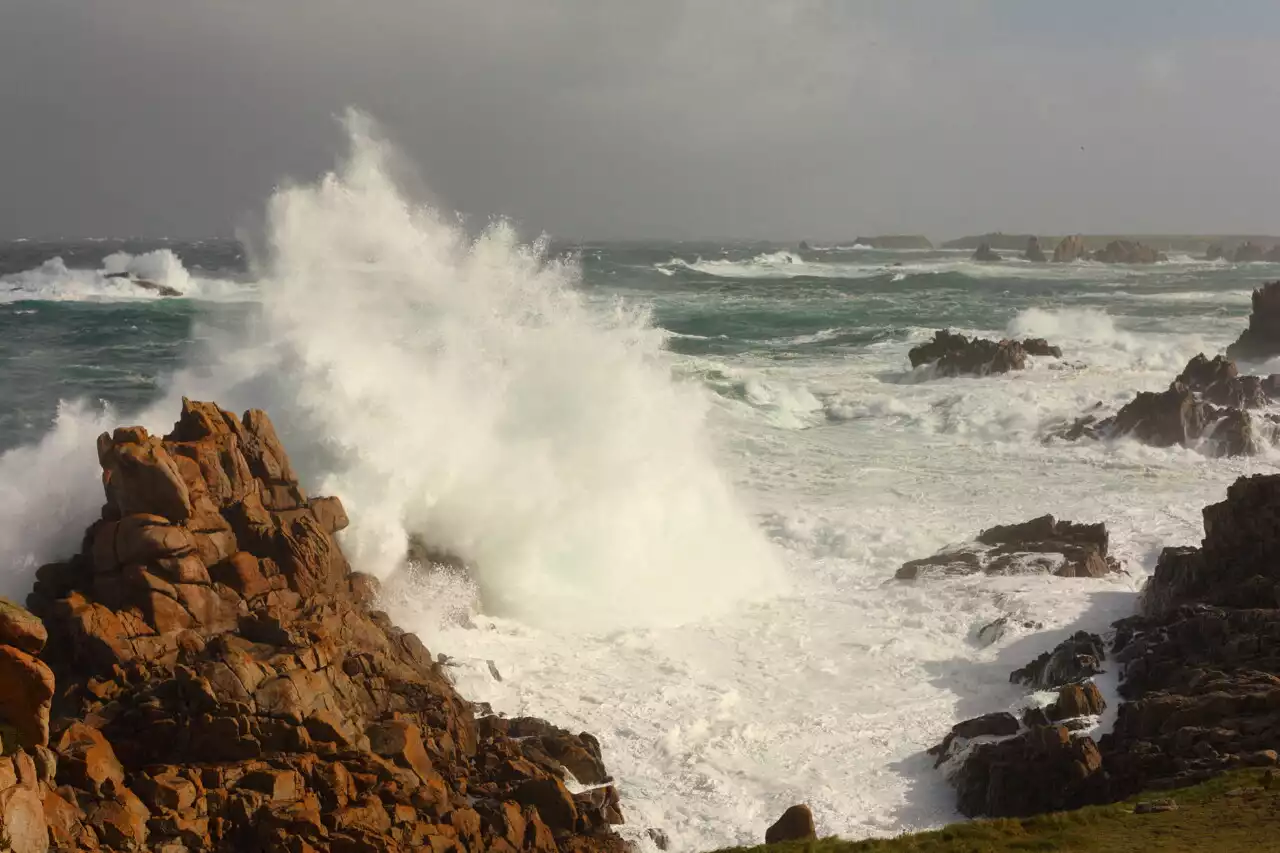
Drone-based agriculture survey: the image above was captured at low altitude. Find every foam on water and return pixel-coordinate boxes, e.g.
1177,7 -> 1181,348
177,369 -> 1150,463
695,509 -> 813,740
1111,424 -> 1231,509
3,112 -> 1279,852
0,250 -> 245,302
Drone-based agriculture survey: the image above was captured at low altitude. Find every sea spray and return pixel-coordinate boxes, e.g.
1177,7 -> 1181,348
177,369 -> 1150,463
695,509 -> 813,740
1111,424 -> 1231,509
0,110 -> 783,630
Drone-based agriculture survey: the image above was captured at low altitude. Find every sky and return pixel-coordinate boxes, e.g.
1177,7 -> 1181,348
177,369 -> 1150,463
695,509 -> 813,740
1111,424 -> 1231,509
4,0 -> 1280,241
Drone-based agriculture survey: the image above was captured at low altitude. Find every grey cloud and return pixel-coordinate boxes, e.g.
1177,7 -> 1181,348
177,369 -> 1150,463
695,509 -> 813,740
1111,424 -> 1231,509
2,0 -> 1279,240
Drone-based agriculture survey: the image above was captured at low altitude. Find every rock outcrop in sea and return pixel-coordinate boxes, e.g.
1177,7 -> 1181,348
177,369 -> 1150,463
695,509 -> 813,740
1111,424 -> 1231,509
1205,243 -> 1225,261
1227,280 -> 1280,361
908,330 -> 1062,378
0,400 -> 626,853
1055,353 -> 1279,457
971,243 -> 1000,262
1022,237 -> 1046,263
1091,240 -> 1165,264
896,515 -> 1120,581
1051,236 -> 1088,263
936,473 -> 1280,818
1233,241 -> 1266,263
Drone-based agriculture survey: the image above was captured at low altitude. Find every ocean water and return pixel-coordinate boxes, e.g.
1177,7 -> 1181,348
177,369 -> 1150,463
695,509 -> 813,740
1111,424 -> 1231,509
3,120 -> 1280,850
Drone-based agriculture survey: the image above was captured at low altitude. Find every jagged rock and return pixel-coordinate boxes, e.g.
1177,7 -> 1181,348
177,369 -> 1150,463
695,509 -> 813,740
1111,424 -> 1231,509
1048,681 -> 1106,721
1227,281 -> 1280,361
972,243 -> 1001,262
1092,240 -> 1165,264
1011,632 -> 1106,689
764,804 -> 816,844
1023,236 -> 1047,262
897,516 -> 1118,580
1234,241 -> 1265,262
908,330 -> 1060,378
954,725 -> 1104,817
1052,235 -> 1088,263
13,400 -> 628,853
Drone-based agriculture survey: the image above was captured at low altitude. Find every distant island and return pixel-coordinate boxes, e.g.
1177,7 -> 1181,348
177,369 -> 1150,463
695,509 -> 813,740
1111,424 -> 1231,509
853,235 -> 933,249
942,232 -> 1280,255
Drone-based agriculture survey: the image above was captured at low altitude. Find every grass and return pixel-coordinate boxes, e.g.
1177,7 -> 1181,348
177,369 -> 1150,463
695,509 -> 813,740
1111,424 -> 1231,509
715,770 -> 1280,853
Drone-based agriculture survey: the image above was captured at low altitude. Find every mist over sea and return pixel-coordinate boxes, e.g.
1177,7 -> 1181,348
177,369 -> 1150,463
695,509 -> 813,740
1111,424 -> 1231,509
2,123 -> 1278,850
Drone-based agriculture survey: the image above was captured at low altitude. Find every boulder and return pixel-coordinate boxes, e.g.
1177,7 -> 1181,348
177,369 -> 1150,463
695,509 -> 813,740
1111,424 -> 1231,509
0,786 -> 49,853
1205,243 -> 1225,261
897,516 -> 1118,581
0,599 -> 47,656
1023,236 -> 1047,263
0,647 -> 54,750
1092,240 -> 1165,264
1227,281 -> 1280,361
1047,681 -> 1106,721
972,243 -> 1001,262
953,726 -> 1104,817
764,804 -> 816,844
1052,235 -> 1088,263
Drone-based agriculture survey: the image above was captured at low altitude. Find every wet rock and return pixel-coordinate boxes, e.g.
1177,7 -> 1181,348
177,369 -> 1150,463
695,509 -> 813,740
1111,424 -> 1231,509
1052,235 -> 1089,263
1234,241 -> 1266,262
764,804 -> 816,844
1010,631 -> 1106,689
908,330 -> 1060,378
1048,681 -> 1106,720
1206,243 -> 1225,261
928,712 -> 1020,767
897,516 -> 1118,581
1023,236 -> 1047,263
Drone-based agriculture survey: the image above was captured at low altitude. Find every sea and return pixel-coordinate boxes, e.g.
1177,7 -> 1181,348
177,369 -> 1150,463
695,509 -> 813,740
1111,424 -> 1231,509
2,125 -> 1278,851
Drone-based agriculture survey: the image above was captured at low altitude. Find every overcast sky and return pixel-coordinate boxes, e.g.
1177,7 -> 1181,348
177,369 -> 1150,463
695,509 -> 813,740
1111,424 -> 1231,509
5,0 -> 1280,241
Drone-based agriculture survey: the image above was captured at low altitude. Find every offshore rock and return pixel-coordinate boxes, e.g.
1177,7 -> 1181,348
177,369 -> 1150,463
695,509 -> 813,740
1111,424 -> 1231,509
1052,235 -> 1089,263
1227,281 -> 1280,361
897,515 -> 1118,581
972,242 -> 1001,262
1010,632 -> 1106,689
13,399 -> 628,853
1023,236 -> 1047,263
764,804 -> 816,845
908,330 -> 1061,378
1233,241 -> 1265,263
1092,240 -> 1165,264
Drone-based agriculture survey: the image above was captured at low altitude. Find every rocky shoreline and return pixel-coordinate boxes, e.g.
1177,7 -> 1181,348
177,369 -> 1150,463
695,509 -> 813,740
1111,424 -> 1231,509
0,400 -> 626,853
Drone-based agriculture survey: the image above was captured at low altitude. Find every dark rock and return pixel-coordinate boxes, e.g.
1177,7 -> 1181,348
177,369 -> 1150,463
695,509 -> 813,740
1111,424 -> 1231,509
1023,237 -> 1047,263
1134,799 -> 1178,814
1206,243 -> 1225,261
1227,281 -> 1280,361
928,712 -> 1020,766
898,516 -> 1118,581
954,725 -> 1104,817
764,804 -> 816,844
1048,681 -> 1106,721
908,330 -> 1061,378
1176,354 -> 1238,392
1010,632 -> 1106,689
972,243 -> 1001,262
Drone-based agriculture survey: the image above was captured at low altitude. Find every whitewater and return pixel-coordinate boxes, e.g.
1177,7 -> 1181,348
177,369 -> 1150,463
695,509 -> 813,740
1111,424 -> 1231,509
2,114 -> 1279,850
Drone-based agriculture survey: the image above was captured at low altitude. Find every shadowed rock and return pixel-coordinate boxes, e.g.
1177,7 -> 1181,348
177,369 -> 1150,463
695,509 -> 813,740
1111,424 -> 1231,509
1228,281 -> 1280,361
897,516 -> 1119,581
908,330 -> 1061,378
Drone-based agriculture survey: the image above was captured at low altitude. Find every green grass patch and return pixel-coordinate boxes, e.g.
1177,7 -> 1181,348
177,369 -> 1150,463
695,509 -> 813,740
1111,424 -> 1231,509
715,770 -> 1280,853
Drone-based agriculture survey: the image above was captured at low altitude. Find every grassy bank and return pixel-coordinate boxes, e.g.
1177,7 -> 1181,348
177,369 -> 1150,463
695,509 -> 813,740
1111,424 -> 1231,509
717,769 -> 1280,853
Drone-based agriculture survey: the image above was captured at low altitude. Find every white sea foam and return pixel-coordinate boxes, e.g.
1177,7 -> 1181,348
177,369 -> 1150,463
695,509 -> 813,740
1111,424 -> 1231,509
0,250 -> 245,303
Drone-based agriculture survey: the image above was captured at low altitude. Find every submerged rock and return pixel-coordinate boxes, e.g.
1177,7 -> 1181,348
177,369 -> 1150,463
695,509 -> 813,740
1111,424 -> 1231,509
908,330 -> 1061,378
1010,631 -> 1107,689
896,515 -> 1119,580
8,399 -> 628,853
